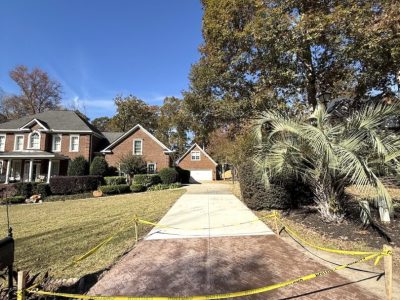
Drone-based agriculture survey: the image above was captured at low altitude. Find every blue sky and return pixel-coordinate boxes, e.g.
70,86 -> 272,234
0,0 -> 203,119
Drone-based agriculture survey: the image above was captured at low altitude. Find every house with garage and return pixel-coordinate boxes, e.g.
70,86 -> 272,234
176,143 -> 218,182
0,111 -> 173,183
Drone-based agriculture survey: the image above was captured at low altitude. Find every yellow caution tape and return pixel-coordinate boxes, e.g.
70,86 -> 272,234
276,218 -> 382,257
138,212 -> 277,231
26,251 -> 388,300
65,216 -> 139,268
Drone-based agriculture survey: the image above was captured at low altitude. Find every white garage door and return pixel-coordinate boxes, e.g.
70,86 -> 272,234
190,170 -> 213,182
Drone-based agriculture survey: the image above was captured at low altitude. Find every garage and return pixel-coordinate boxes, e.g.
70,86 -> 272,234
189,169 -> 213,182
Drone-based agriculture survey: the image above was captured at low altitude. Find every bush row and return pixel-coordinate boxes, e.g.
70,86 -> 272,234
50,176 -> 103,195
133,174 -> 161,186
99,184 -> 131,195
104,176 -> 126,185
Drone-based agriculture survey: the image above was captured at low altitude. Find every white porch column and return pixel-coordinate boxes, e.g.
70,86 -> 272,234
5,160 -> 11,184
47,160 -> 52,184
28,159 -> 34,182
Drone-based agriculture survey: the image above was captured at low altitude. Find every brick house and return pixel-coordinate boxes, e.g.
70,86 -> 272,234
0,111 -> 173,184
100,124 -> 173,173
176,143 -> 217,182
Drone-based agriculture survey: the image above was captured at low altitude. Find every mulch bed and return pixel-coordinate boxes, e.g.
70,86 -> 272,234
285,202 -> 400,249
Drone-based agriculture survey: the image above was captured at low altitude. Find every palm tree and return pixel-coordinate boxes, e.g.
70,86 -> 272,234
253,102 -> 400,223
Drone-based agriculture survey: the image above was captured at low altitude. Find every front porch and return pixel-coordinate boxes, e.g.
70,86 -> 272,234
0,152 -> 69,184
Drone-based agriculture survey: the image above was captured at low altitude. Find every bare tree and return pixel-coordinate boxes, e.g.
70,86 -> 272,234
1,65 -> 62,119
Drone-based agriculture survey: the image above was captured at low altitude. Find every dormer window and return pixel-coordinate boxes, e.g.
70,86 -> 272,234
28,132 -> 40,149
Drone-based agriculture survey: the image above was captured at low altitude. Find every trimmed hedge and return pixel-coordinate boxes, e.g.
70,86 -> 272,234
68,156 -> 89,176
159,168 -> 178,184
1,196 -> 25,204
175,167 -> 190,183
147,182 -> 182,191
90,156 -> 109,176
147,184 -> 170,191
37,183 -> 51,198
169,182 -> 183,189
104,176 -> 126,185
15,182 -> 37,198
99,184 -> 130,195
133,174 -> 161,187
130,184 -> 145,193
238,161 -> 292,210
50,176 -> 103,195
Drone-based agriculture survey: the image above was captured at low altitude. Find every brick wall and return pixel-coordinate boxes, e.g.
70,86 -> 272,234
177,145 -> 217,180
104,128 -> 171,172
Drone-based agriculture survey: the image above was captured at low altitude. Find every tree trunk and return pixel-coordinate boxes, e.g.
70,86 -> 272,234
313,181 -> 345,223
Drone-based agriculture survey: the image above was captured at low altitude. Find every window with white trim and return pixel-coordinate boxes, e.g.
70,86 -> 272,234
147,163 -> 156,174
0,135 -> 6,151
191,151 -> 201,161
14,135 -> 24,151
29,132 -> 40,149
69,135 -> 80,152
52,134 -> 62,152
133,139 -> 142,155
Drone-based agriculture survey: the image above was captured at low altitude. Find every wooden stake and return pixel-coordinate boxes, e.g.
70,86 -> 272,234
274,211 -> 279,237
17,271 -> 26,300
134,221 -> 138,243
383,244 -> 393,300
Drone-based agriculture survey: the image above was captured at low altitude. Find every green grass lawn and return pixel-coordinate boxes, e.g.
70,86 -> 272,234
0,189 -> 185,279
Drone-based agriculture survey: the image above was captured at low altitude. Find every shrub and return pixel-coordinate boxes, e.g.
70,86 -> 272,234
159,168 -> 178,184
1,196 -> 25,204
15,182 -> 38,198
90,156 -> 109,176
0,184 -> 18,197
104,176 -> 126,185
133,174 -> 161,187
130,183 -> 145,193
238,161 -> 292,210
169,182 -> 183,189
37,183 -> 51,198
118,154 -> 147,181
175,166 -> 190,183
99,184 -> 130,195
68,156 -> 89,176
147,184 -> 170,191
50,176 -> 103,195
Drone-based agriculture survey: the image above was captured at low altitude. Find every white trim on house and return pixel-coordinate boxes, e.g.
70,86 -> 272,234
52,134 -> 62,152
69,134 -> 80,152
176,143 -> 218,166
27,131 -> 41,150
0,134 -> 6,152
133,139 -> 143,155
101,124 -> 172,153
14,134 -> 25,151
19,118 -> 49,131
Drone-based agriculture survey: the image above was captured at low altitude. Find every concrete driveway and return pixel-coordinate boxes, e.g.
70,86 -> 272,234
146,184 -> 274,240
89,183 -> 381,299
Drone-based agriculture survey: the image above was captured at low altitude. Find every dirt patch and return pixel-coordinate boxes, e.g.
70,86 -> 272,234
89,236 -> 380,299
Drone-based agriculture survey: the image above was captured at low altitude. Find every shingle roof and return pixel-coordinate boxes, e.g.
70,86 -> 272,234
101,132 -> 124,144
0,110 -> 101,133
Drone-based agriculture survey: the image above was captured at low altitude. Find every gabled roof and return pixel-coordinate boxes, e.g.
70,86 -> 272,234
19,118 -> 49,130
101,132 -> 124,144
0,110 -> 102,135
101,124 -> 172,153
176,143 -> 218,166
